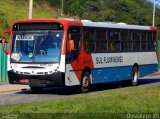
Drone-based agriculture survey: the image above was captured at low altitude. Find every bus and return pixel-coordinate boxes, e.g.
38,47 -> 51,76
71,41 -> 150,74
1,18 -> 158,93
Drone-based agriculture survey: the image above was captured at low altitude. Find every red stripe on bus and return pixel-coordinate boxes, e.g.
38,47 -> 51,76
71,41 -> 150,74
150,26 -> 157,30
71,46 -> 94,81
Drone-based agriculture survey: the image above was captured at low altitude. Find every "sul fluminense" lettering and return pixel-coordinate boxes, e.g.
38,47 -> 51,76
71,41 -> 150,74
96,56 -> 123,64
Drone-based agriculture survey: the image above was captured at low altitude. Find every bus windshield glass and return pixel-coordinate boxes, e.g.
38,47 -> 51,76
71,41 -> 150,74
11,30 -> 63,63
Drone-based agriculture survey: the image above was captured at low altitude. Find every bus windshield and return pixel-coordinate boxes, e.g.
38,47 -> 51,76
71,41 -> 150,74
11,30 -> 63,63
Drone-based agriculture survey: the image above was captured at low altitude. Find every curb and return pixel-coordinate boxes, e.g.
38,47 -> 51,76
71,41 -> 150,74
0,84 -> 30,93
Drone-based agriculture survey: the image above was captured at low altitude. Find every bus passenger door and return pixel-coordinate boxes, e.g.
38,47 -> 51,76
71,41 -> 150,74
66,26 -> 83,86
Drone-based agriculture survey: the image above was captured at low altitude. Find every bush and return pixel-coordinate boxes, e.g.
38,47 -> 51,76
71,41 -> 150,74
0,11 -> 9,38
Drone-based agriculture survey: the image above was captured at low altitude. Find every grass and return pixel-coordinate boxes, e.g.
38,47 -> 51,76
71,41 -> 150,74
0,83 -> 159,118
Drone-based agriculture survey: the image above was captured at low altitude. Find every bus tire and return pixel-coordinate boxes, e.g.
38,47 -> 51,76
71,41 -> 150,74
81,71 -> 91,93
30,86 -> 43,93
131,66 -> 139,86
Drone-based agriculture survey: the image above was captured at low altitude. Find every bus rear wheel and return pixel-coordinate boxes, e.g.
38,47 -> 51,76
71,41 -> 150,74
81,71 -> 91,93
131,66 -> 139,86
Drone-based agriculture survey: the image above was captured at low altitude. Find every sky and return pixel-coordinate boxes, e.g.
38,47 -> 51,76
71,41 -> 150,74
148,0 -> 160,7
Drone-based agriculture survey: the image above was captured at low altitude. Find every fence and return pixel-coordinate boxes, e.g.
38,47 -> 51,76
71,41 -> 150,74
0,42 -> 8,84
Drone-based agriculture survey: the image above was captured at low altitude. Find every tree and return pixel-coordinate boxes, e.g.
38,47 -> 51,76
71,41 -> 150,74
0,11 -> 9,38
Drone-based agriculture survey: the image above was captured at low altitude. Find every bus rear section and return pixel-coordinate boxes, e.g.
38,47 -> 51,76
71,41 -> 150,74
80,21 -> 158,91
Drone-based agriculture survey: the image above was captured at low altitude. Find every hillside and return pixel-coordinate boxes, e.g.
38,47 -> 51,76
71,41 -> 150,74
0,0 -> 160,38
61,0 -> 160,25
0,0 -> 60,37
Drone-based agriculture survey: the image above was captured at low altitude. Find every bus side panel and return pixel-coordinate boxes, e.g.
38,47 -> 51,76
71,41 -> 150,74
91,66 -> 132,84
91,64 -> 157,84
139,64 -> 158,77
91,52 -> 157,84
65,64 -> 81,86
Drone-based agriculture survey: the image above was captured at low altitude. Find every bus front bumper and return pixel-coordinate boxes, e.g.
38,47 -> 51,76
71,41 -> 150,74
8,71 -> 65,87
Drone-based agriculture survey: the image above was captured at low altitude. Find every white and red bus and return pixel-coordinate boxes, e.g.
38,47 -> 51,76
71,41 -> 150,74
1,18 -> 158,93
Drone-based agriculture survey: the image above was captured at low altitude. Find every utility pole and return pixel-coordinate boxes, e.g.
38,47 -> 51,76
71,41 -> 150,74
61,0 -> 63,16
29,0 -> 33,19
152,0 -> 156,26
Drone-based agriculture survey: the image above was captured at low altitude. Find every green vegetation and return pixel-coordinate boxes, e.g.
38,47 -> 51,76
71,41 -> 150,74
0,83 -> 159,118
54,0 -> 160,25
0,0 -> 60,38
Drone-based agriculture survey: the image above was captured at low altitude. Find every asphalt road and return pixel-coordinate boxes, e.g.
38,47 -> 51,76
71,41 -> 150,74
0,78 -> 160,106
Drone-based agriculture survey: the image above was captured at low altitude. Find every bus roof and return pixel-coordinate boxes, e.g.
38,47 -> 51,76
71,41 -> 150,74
13,18 -> 79,23
12,18 -> 157,31
81,20 -> 157,31
12,18 -> 82,27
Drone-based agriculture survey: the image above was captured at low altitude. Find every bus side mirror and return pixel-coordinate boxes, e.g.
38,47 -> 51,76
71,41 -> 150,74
69,40 -> 75,53
1,29 -> 11,55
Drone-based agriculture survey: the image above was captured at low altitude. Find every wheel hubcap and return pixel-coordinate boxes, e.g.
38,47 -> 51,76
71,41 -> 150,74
83,76 -> 89,88
133,72 -> 138,83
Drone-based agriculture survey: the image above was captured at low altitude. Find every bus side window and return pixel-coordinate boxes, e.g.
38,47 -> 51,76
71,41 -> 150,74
68,34 -> 75,53
83,27 -> 94,53
66,26 -> 81,63
108,30 -> 120,52
109,41 -> 115,52
95,28 -> 106,52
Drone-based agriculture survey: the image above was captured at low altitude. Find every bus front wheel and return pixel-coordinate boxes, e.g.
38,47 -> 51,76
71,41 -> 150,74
131,67 -> 139,86
81,71 -> 91,93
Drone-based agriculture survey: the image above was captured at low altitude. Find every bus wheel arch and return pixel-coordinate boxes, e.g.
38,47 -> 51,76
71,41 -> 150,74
80,67 -> 92,93
133,63 -> 139,70
131,63 -> 139,86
